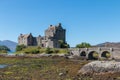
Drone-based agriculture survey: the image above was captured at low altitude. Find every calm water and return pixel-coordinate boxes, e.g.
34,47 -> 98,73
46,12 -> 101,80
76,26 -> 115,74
0,65 -> 8,68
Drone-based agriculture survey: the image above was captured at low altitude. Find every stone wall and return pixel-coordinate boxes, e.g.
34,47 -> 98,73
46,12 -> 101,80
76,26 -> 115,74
69,47 -> 120,59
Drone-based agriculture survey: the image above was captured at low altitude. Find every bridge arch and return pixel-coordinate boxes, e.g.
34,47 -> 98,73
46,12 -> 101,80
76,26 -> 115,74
101,51 -> 111,58
80,51 -> 86,57
88,51 -> 99,60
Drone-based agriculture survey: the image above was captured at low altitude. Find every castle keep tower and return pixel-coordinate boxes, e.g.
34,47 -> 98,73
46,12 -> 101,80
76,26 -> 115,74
18,23 -> 66,48
45,23 -> 66,48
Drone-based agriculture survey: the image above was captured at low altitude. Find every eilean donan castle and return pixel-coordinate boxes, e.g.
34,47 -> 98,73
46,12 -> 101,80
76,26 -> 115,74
18,23 -> 66,48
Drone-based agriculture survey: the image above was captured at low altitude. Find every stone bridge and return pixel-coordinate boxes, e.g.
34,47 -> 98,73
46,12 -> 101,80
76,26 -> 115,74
69,47 -> 120,60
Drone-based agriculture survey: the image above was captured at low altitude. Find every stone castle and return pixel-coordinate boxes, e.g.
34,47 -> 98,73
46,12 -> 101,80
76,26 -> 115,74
18,23 -> 66,48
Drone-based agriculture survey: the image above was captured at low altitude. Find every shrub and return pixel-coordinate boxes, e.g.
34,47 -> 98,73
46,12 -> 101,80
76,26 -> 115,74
45,47 -> 53,54
39,48 -> 46,53
31,50 -> 39,54
106,53 -> 111,58
54,49 -> 59,53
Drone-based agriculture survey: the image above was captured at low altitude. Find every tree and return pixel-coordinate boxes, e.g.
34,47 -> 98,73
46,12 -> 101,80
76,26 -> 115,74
58,40 -> 70,48
76,42 -> 91,48
0,45 -> 10,53
16,44 -> 26,51
0,45 -> 10,51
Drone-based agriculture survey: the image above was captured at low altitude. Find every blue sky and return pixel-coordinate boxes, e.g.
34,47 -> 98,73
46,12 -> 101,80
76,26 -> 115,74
0,0 -> 120,47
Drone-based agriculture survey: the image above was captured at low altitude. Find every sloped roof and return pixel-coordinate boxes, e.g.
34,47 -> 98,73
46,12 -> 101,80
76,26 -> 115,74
19,33 -> 32,38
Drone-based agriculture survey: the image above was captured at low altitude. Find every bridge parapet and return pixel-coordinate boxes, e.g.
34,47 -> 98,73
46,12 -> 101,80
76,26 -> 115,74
68,47 -> 120,59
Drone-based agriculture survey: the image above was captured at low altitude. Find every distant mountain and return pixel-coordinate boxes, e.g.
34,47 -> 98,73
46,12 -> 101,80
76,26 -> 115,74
96,42 -> 120,47
0,40 -> 17,51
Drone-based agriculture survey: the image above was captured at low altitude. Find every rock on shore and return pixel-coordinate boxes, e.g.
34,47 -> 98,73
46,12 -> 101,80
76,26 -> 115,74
78,61 -> 120,74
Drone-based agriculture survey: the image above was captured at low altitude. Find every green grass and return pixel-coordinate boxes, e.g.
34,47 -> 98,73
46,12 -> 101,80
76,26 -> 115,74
16,46 -> 69,54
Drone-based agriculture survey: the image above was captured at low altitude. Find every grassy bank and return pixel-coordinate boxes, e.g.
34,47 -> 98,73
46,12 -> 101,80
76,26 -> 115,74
16,46 -> 69,54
